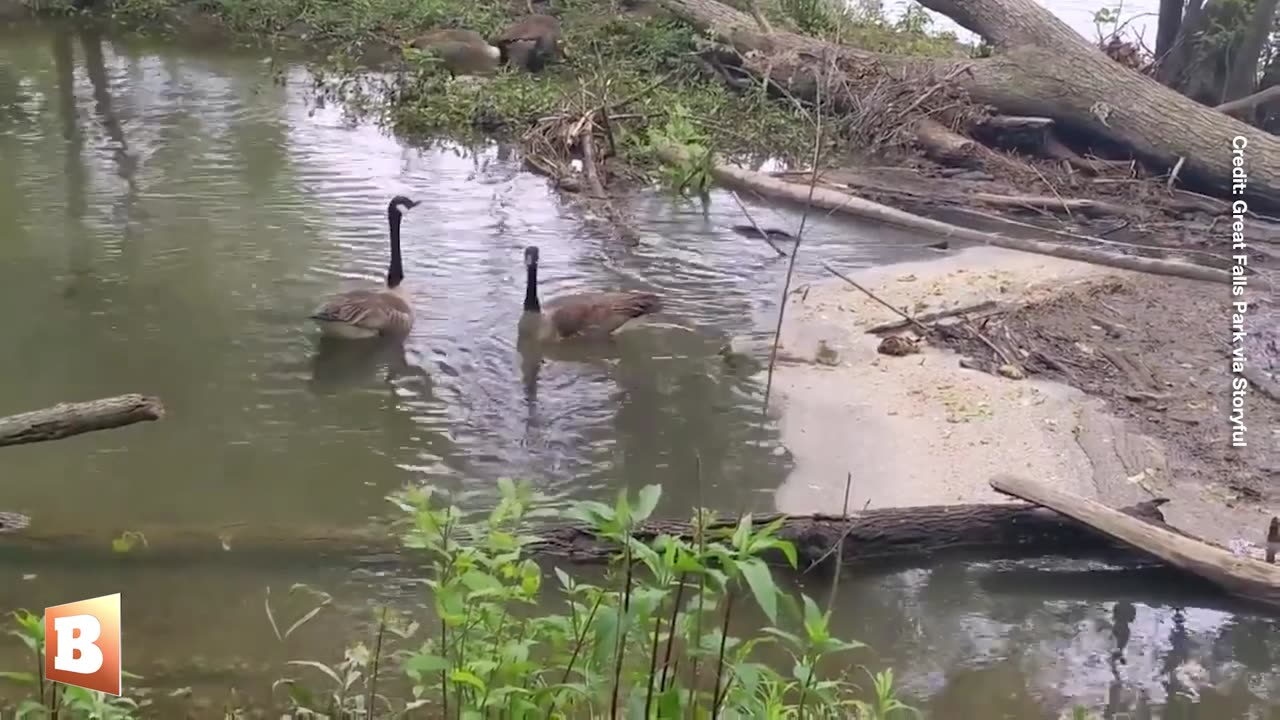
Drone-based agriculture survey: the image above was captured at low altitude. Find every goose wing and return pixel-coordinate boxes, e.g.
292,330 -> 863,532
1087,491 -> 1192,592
311,289 -> 412,332
545,291 -> 660,338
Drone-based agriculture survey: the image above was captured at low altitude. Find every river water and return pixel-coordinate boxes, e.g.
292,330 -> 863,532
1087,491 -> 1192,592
1,17 -> 1277,719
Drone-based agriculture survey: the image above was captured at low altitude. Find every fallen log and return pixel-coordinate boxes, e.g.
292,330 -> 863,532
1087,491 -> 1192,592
0,499 -> 1178,571
774,166 -> 1133,218
915,118 -> 987,168
990,474 -> 1280,610
657,144 -> 1232,284
660,0 -> 1280,208
0,394 -> 164,448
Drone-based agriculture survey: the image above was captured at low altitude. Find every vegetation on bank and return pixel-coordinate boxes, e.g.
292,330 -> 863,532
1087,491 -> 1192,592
3,481 -> 921,718
24,0 -> 970,179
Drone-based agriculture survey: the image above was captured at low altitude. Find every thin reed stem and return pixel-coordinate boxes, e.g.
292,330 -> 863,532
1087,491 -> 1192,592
763,50 -> 827,414
546,593 -> 604,719
609,536 -> 635,719
367,607 -> 388,719
659,573 -> 689,693
826,472 -> 853,613
709,589 -> 735,719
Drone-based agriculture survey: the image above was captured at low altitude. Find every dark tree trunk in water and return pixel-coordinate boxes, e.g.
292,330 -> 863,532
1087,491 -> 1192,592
1222,0 -> 1280,102
660,0 -> 1280,208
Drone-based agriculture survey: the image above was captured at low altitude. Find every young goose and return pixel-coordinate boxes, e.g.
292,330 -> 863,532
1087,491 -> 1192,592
518,245 -> 660,342
495,14 -> 565,73
410,28 -> 501,77
310,196 -> 418,340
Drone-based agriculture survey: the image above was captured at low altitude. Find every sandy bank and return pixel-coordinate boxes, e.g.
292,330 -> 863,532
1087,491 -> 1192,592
767,246 -> 1123,512
764,244 -> 1278,551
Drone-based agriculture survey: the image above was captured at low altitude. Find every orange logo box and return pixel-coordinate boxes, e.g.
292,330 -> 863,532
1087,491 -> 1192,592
44,594 -> 122,696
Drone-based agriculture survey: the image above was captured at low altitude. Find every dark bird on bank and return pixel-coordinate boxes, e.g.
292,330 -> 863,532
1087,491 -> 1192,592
410,28 -> 501,77
495,14 -> 566,73
517,246 -> 660,343
309,196 -> 418,340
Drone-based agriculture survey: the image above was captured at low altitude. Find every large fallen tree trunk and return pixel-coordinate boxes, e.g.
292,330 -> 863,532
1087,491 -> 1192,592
991,474 -> 1280,611
0,394 -> 164,447
0,500 -> 1178,570
661,0 -> 1280,209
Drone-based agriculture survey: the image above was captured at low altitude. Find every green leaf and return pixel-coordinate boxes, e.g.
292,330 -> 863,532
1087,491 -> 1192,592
760,627 -> 804,648
633,484 -> 662,523
731,514 -> 753,551
801,594 -> 830,645
658,685 -> 683,718
520,560 -> 542,596
738,557 -> 779,624
449,668 -> 487,693
755,538 -> 799,569
0,671 -> 37,685
792,661 -> 814,686
460,570 -> 503,593
554,566 -> 574,592
409,650 -> 455,676
15,699 -> 49,720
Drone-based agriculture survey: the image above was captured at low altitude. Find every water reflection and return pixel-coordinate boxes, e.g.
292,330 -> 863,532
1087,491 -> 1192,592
306,335 -> 428,395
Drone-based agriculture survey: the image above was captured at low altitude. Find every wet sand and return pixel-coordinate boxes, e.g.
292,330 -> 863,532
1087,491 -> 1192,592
764,245 -> 1276,551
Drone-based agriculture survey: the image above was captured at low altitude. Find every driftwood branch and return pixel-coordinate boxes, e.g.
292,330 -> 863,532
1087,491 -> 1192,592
0,499 -> 1178,570
1216,86 -> 1280,116
682,150 -> 1233,284
990,474 -> 1280,610
865,300 -> 1003,334
0,394 -> 165,448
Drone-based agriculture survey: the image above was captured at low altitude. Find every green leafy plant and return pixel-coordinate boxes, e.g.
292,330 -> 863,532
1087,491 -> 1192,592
275,477 -> 907,718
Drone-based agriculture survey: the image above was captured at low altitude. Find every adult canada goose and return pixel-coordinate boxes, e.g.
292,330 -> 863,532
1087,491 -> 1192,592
518,245 -> 660,342
310,196 -> 418,340
495,14 -> 565,73
410,28 -> 501,77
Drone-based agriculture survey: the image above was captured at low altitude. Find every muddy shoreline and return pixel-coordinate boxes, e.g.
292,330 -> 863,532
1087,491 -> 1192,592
764,243 -> 1278,551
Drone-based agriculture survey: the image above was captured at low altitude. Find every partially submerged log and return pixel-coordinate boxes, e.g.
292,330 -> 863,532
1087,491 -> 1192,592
0,394 -> 164,448
658,144 -> 1232,284
991,474 -> 1280,611
0,499 -> 1178,571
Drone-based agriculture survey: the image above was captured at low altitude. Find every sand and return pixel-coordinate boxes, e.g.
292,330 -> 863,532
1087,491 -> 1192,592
766,245 -> 1139,512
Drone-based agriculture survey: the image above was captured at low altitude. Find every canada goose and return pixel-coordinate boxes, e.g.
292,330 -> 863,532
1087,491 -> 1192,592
310,196 -> 418,340
518,245 -> 660,342
410,28 -> 502,77
495,14 -> 565,73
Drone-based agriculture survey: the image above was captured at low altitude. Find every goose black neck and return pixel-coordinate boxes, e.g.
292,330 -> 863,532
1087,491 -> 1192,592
523,262 -> 540,312
386,206 -> 404,289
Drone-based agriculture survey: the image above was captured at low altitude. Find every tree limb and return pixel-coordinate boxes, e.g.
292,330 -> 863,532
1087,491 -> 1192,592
0,394 -> 165,448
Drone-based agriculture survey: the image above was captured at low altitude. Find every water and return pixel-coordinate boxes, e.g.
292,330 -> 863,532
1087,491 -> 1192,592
1,18 -> 1277,719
